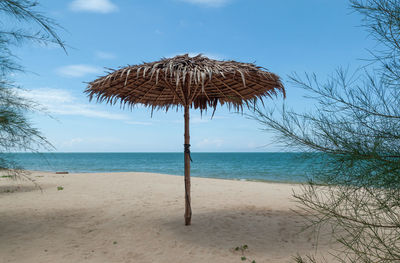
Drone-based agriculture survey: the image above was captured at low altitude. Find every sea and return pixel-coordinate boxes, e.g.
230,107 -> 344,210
5,152 -> 324,183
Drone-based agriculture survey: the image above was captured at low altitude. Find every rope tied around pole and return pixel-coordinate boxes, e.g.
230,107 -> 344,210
184,143 -> 193,162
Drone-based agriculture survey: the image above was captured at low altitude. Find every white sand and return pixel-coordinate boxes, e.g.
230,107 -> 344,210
0,172 -> 335,263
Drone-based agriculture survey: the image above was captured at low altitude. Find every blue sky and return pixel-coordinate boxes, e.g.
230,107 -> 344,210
14,0 -> 375,152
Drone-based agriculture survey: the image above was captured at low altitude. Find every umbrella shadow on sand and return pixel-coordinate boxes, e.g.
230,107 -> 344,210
156,208 -> 330,255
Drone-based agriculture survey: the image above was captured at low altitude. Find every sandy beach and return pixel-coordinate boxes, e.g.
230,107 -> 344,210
0,172 -> 335,263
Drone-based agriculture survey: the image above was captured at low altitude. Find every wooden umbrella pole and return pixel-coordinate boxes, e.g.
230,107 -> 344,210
184,105 -> 192,225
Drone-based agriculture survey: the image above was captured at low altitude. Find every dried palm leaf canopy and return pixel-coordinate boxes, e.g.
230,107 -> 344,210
86,54 -> 285,226
86,54 -> 285,112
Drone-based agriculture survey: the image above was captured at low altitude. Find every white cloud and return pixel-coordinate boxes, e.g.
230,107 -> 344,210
56,64 -> 102,78
61,137 -> 123,148
62,138 -> 84,147
125,121 -> 153,126
192,117 -> 210,124
196,138 -> 224,148
95,51 -> 116,59
18,88 -> 128,120
69,0 -> 118,13
179,0 -> 231,8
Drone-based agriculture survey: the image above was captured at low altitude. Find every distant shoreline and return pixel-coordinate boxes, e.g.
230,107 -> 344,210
4,152 -> 314,184
6,151 -> 309,154
22,170 -> 306,186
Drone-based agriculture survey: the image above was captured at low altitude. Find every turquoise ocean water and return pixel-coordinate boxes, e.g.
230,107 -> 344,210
6,152 -> 321,183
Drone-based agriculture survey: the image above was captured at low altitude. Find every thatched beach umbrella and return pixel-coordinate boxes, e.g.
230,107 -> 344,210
86,54 -> 285,225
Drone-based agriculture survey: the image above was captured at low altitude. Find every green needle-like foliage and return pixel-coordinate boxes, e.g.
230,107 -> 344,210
0,0 -> 64,174
253,0 -> 400,262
